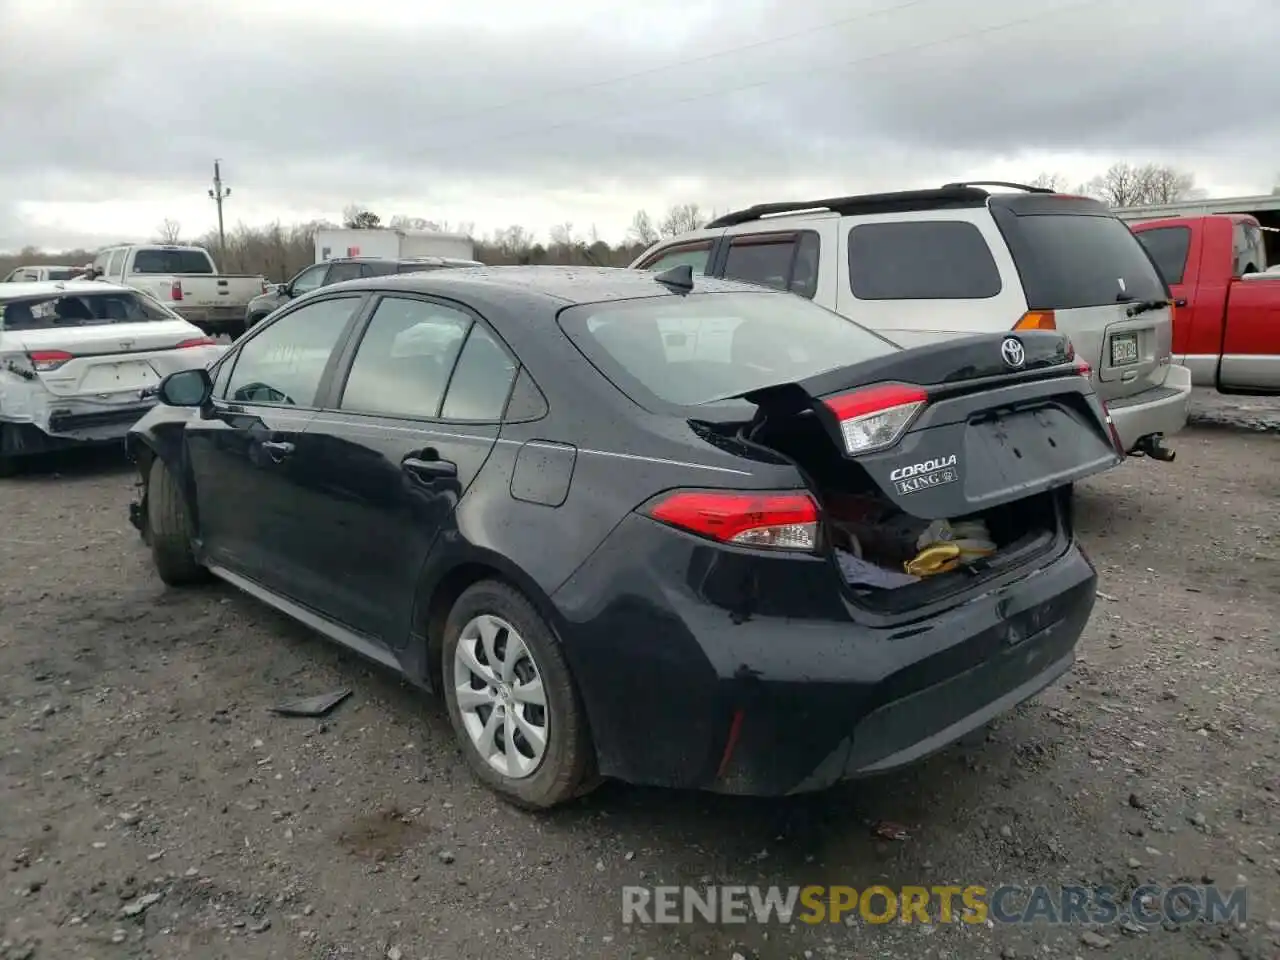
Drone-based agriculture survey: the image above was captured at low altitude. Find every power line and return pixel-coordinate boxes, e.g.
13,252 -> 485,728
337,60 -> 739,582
413,0 -> 938,128
417,0 -> 1112,158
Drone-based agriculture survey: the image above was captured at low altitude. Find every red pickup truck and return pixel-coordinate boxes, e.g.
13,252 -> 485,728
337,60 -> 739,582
1130,214 -> 1279,393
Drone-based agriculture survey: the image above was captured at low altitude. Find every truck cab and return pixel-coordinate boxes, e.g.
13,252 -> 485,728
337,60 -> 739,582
1131,214 -> 1280,393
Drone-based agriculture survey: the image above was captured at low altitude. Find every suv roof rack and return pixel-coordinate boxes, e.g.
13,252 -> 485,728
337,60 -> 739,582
704,181 -> 1058,229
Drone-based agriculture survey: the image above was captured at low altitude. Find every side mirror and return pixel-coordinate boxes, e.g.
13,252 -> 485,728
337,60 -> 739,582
158,367 -> 213,407
277,283 -> 290,296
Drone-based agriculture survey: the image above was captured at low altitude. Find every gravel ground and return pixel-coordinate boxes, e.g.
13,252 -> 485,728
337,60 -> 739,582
1,395 -> 1277,960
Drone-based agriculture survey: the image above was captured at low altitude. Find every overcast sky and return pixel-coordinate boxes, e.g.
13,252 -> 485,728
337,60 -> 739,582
2,0 -> 1278,252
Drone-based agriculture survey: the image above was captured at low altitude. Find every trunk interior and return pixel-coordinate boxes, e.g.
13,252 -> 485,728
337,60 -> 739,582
744,410 -> 1065,613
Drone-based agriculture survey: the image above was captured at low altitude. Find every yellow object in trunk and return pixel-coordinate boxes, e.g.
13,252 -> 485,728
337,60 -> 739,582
905,543 -> 962,577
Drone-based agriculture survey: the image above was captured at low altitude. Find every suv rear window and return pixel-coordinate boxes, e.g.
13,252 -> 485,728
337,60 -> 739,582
1,291 -> 176,330
559,291 -> 896,409
997,213 -> 1167,309
131,249 -> 215,274
1134,226 -> 1191,285
847,221 -> 1002,300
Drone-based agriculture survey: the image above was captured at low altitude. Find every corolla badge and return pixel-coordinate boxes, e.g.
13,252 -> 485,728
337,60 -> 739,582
1000,337 -> 1026,369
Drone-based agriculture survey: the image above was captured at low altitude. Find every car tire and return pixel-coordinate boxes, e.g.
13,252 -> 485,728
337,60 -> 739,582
0,424 -> 17,478
146,457 -> 208,586
442,580 -> 598,810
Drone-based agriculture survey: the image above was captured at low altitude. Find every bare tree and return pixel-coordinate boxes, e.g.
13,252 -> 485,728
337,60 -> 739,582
1083,162 -> 1200,207
628,210 -> 659,246
342,205 -> 381,229
155,218 -> 182,243
1029,172 -> 1069,192
659,203 -> 704,238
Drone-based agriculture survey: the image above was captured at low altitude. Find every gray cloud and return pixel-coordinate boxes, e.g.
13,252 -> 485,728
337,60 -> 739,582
3,0 -> 1278,249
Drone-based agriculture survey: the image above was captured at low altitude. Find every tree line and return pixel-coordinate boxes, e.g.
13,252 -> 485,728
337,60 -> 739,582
0,162 -> 1259,282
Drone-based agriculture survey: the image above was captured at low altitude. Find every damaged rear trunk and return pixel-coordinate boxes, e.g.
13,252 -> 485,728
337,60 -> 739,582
711,330 -> 1121,611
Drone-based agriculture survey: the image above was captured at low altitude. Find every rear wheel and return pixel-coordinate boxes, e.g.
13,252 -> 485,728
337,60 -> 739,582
441,580 -> 598,809
146,457 -> 208,586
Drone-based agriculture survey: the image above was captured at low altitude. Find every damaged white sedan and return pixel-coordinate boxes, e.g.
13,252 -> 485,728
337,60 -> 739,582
0,280 -> 225,475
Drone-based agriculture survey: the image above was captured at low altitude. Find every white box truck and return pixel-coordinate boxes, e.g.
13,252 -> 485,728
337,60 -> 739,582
314,228 -> 475,264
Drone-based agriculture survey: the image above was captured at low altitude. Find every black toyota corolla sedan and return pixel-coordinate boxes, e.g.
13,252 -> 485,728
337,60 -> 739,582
126,265 -> 1121,808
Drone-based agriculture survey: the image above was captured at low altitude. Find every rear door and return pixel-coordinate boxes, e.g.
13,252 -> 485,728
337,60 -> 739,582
291,293 -> 515,644
1131,220 -> 1200,361
186,294 -> 366,590
989,197 -> 1173,406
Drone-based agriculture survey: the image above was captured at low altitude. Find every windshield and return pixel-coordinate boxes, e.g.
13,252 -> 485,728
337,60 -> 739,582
131,248 -> 215,275
0,291 -> 178,330
997,213 -> 1168,309
45,268 -> 76,281
558,291 -> 898,409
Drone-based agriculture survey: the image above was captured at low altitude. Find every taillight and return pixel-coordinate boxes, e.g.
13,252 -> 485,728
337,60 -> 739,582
170,279 -> 183,301
822,383 -> 927,456
261,280 -> 271,295
28,350 -> 74,372
176,337 -> 216,348
644,490 -> 819,552
1014,310 -> 1056,331
1074,357 -> 1092,378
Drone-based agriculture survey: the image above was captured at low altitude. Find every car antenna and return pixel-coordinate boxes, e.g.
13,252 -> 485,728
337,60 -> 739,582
653,263 -> 694,293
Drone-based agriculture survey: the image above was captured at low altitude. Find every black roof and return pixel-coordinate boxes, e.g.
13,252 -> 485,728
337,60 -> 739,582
331,264 -> 772,307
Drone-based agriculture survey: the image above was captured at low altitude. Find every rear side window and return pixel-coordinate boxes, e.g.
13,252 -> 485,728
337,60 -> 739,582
639,242 -> 712,274
1135,226 -> 1191,285
131,249 -> 215,274
996,213 -> 1167,309
339,297 -> 471,419
1233,221 -> 1266,275
847,221 -> 1002,300
107,249 -> 127,277
326,262 -> 365,283
440,325 -> 518,421
722,232 -> 820,299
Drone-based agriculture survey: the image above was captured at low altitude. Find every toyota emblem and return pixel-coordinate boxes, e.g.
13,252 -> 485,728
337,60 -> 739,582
1000,337 -> 1026,369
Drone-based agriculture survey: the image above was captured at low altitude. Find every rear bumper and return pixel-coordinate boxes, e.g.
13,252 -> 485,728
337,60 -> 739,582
550,512 -> 1096,796
1105,363 -> 1192,452
173,306 -> 247,330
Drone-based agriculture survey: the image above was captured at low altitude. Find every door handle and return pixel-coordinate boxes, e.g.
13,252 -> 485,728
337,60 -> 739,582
261,440 -> 295,458
1173,298 -> 1187,308
402,451 -> 457,479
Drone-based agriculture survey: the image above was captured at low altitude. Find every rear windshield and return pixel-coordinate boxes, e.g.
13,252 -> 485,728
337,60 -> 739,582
0,291 -> 176,330
130,249 -> 215,275
45,268 -> 76,281
1134,226 -> 1191,285
998,213 -> 1168,309
559,291 -> 898,409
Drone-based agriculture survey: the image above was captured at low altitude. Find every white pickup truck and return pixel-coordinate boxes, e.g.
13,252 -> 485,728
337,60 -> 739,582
88,244 -> 267,338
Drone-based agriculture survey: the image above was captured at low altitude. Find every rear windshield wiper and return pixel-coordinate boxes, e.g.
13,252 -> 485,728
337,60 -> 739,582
1116,294 -> 1169,317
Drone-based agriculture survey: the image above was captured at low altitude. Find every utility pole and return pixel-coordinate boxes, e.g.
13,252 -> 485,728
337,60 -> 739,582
207,160 -> 230,260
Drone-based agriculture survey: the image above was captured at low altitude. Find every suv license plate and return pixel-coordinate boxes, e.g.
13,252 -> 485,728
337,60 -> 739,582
1110,333 -> 1139,366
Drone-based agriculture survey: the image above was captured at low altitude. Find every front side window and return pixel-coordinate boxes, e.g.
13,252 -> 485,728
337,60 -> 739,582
339,297 -> 472,419
290,264 -> 328,296
223,297 -> 359,406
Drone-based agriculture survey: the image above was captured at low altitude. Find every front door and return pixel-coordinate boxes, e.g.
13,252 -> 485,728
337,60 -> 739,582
187,294 -> 366,593
291,293 -> 517,644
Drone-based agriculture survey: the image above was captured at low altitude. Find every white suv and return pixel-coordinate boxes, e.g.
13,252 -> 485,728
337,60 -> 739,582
631,181 -> 1191,460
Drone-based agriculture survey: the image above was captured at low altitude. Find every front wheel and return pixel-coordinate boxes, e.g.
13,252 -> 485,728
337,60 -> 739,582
146,457 -> 209,586
442,580 -> 597,809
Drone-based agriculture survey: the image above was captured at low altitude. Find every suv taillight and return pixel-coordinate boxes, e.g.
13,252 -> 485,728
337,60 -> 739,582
643,490 -> 819,552
170,279 -> 183,301
1014,310 -> 1056,331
